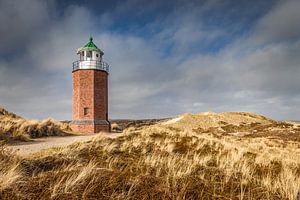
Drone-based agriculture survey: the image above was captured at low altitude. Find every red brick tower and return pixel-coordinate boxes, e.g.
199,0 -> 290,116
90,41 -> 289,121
70,37 -> 110,133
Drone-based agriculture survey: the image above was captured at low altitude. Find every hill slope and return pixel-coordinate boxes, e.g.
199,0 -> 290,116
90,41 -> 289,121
0,107 -> 70,142
1,111 -> 300,199
162,112 -> 300,141
162,111 -> 273,129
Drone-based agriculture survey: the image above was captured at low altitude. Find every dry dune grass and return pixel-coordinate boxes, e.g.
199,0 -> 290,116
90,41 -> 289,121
1,112 -> 300,199
162,112 -> 274,130
111,122 -> 122,132
0,107 -> 71,142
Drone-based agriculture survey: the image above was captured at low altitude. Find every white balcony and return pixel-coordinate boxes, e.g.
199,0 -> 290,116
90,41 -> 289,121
72,60 -> 109,73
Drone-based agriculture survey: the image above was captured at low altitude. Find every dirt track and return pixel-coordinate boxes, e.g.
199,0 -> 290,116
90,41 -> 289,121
7,133 -> 120,157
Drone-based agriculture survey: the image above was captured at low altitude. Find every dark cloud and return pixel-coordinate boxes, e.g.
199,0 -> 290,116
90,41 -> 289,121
255,0 -> 300,44
0,0 -> 90,119
0,0 -> 53,55
0,0 -> 299,120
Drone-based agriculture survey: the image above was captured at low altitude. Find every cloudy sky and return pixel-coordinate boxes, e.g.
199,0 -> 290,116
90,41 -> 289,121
0,0 -> 299,120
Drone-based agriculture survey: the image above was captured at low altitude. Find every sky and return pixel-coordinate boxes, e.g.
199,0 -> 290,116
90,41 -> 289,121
0,0 -> 300,120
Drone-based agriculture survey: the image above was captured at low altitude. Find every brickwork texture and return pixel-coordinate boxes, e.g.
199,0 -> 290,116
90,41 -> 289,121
71,69 -> 110,133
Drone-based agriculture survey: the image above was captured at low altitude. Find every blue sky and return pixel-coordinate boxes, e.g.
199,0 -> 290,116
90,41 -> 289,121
0,0 -> 300,120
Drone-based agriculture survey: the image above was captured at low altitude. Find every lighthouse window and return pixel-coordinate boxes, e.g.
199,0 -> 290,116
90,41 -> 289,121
80,51 -> 84,61
87,51 -> 92,58
84,107 -> 89,115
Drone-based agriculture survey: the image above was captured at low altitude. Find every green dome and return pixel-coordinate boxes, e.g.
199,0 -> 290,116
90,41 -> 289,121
77,37 -> 104,55
84,37 -> 98,49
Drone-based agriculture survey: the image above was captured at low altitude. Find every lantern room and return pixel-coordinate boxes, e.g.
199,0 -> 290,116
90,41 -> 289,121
72,37 -> 109,72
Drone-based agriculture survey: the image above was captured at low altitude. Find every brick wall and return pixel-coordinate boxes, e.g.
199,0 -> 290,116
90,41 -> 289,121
71,124 -> 110,133
71,69 -> 110,133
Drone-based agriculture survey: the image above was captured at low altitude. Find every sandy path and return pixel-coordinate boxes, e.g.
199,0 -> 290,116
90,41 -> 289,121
7,133 -> 120,157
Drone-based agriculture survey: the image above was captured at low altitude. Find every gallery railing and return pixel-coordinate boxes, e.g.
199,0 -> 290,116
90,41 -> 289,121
72,60 -> 109,72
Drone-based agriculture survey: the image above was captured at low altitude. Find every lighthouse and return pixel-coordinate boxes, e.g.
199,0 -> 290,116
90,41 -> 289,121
70,37 -> 110,133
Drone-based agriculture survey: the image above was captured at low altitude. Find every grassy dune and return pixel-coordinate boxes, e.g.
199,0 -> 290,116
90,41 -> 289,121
0,107 -> 71,142
1,112 -> 300,199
